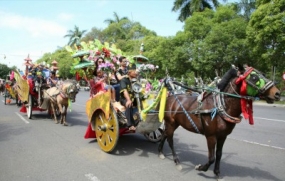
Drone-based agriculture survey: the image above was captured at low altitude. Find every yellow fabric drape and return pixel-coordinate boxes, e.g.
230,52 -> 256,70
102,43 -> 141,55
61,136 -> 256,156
158,87 -> 167,122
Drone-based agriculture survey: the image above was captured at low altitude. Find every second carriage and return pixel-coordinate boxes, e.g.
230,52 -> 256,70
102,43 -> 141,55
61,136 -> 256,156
3,74 -> 19,105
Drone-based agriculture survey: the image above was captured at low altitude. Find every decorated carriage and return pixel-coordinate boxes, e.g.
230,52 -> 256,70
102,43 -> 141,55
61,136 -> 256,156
3,74 -> 19,105
14,69 -> 49,119
66,40 -> 167,152
84,79 -> 166,152
13,56 -> 54,119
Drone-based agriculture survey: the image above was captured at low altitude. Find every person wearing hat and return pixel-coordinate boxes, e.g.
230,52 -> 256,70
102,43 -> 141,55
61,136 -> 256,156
119,63 -> 138,131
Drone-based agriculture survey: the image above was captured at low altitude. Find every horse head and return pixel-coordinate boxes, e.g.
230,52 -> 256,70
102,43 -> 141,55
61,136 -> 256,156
61,80 -> 78,102
235,67 -> 280,103
217,66 -> 280,103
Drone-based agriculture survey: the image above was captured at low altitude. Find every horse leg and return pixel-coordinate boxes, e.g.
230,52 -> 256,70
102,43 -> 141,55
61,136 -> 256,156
167,130 -> 182,170
57,102 -> 64,125
63,104 -> 68,126
51,102 -> 58,124
195,136 -> 216,172
213,136 -> 227,178
158,131 -> 167,159
161,120 -> 181,169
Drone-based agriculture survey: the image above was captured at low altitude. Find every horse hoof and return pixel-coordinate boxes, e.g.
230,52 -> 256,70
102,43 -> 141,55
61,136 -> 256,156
195,164 -> 201,170
55,122 -> 59,124
63,123 -> 68,126
159,154 -> 165,159
176,164 -> 182,171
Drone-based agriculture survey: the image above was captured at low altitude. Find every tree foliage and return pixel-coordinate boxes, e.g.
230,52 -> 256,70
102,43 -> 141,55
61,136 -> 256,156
184,6 -> 249,77
32,3 -> 285,88
36,49 -> 74,79
0,63 -> 13,79
246,0 -> 285,80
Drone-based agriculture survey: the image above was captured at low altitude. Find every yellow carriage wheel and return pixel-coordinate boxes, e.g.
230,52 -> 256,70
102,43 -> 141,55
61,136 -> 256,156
95,108 -> 119,153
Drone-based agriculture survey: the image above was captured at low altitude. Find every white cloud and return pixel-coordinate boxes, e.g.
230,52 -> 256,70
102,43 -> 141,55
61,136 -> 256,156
58,12 -> 74,21
0,11 -> 67,38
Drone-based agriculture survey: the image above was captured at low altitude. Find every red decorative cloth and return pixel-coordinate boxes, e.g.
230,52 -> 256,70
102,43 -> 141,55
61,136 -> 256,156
235,67 -> 254,125
84,123 -> 96,139
75,72 -> 81,81
20,105 -> 46,113
89,80 -> 105,97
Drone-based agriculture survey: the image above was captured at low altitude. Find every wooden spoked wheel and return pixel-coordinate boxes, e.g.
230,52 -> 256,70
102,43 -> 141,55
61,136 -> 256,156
26,94 -> 32,119
95,108 -> 119,153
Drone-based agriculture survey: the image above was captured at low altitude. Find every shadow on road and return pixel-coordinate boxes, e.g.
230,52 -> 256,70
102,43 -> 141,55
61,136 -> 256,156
28,110 -> 88,127
94,133 -> 282,181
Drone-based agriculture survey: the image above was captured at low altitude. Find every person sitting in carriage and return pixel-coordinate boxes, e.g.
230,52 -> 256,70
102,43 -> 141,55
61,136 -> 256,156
119,63 -> 138,131
115,56 -> 129,81
94,68 -> 117,104
47,71 -> 58,87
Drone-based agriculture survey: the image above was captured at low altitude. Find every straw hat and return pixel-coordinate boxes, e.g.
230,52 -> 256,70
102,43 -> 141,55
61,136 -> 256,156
52,60 -> 58,65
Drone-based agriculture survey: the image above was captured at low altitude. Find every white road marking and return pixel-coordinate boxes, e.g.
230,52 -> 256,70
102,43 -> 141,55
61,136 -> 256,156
85,173 -> 100,181
228,137 -> 285,150
254,117 -> 285,123
15,112 -> 29,124
2,100 -> 4,103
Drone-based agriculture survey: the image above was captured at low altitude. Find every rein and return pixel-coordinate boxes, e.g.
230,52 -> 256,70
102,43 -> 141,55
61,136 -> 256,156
165,78 -> 201,133
172,80 -> 257,101
167,77 -> 255,128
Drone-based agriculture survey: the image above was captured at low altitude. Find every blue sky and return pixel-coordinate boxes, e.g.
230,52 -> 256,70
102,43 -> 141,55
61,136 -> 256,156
0,0 -> 236,70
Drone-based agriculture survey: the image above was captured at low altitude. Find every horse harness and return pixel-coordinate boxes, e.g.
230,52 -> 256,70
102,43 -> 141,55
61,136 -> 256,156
59,83 -> 77,99
43,83 -> 76,103
165,79 -> 248,134
166,68 -> 275,133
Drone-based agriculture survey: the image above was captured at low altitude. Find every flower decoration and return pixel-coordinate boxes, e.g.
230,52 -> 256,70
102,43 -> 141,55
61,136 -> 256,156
137,64 -> 158,80
102,47 -> 111,58
138,64 -> 158,72
98,62 -> 115,73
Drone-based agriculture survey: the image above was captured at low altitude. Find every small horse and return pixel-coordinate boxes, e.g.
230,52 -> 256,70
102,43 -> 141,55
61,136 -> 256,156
44,80 -> 78,126
158,66 -> 280,178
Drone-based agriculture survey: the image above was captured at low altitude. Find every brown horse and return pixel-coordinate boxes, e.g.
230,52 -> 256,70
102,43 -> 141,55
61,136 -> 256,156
158,66 -> 280,178
44,80 -> 78,126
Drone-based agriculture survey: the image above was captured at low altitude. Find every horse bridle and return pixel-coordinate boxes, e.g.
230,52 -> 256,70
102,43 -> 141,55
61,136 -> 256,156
60,83 -> 77,99
245,68 -> 274,95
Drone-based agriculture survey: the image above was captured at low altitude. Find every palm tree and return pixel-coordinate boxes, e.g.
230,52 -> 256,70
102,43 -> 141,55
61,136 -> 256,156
104,12 -> 129,25
172,0 -> 220,22
64,25 -> 87,46
104,12 -> 131,41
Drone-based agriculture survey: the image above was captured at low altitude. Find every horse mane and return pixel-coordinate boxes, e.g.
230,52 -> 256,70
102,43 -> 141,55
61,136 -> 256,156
217,68 -> 238,91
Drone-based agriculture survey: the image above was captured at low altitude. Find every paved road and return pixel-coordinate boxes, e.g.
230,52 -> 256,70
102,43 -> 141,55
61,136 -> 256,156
0,91 -> 284,181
